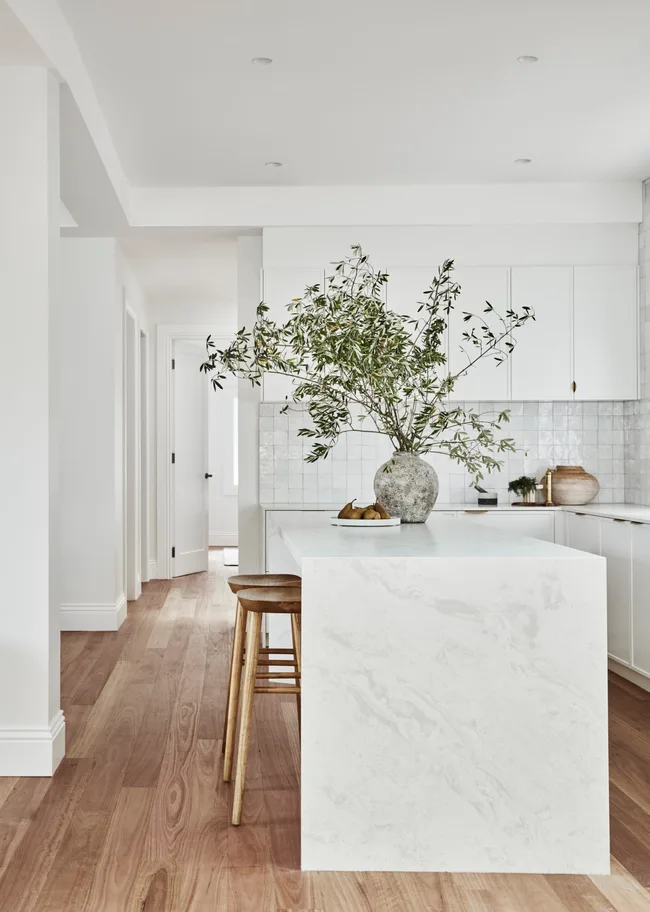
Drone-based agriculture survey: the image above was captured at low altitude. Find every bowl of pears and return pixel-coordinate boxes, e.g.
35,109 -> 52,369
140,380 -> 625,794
330,499 -> 401,527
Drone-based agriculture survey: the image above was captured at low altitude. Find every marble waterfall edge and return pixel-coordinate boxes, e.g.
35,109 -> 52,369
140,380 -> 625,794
299,549 -> 609,873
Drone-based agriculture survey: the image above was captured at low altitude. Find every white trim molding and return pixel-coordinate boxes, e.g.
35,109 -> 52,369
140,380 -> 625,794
609,658 -> 650,694
61,594 -> 127,631
148,558 -> 159,580
0,711 -> 66,776
209,533 -> 239,547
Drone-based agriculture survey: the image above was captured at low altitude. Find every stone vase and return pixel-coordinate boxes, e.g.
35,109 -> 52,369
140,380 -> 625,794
373,452 -> 439,523
550,465 -> 599,505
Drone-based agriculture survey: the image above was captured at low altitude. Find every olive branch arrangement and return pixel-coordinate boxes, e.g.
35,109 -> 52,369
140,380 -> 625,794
201,246 -> 534,483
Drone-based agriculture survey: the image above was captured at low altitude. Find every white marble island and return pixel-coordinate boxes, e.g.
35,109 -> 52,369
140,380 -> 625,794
268,512 -> 610,874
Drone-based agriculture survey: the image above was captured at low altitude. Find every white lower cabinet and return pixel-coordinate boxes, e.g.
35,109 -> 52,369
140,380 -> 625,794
632,523 -> 650,677
455,510 -> 555,542
565,512 -> 601,555
599,519 -> 633,666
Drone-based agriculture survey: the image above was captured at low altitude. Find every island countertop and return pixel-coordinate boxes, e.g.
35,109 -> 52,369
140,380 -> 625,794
273,511 -> 592,564
266,511 -> 610,875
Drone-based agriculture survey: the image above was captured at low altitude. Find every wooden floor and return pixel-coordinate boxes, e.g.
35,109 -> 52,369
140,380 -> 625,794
0,553 -> 649,910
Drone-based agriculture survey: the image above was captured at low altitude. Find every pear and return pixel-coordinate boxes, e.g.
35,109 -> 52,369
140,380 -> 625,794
373,502 -> 390,519
363,508 -> 381,520
348,507 -> 366,519
338,499 -> 357,519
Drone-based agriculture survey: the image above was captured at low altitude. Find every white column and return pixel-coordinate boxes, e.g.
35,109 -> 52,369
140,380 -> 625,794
237,236 -> 263,572
59,238 -> 126,631
0,69 -> 64,774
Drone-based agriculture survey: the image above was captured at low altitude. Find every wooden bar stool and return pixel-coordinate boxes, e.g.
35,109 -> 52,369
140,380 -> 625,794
223,574 -> 300,783
230,586 -> 302,826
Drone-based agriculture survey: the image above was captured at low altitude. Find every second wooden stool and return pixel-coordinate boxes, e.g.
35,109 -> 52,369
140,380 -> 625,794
223,574 -> 300,781
229,586 -> 302,826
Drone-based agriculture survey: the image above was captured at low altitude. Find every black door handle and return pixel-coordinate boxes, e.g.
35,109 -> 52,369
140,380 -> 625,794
205,473 -> 213,479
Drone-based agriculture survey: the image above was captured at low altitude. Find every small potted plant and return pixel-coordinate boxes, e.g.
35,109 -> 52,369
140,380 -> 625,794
508,476 -> 538,505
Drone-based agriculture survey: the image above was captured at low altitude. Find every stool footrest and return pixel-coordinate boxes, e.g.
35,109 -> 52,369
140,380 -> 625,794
255,671 -> 299,679
254,686 -> 301,695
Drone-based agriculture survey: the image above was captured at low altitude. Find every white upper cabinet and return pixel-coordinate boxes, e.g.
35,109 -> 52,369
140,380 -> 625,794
261,267 -> 325,401
573,266 -> 638,400
510,267 -> 573,401
447,267 -> 510,401
385,267 -> 448,380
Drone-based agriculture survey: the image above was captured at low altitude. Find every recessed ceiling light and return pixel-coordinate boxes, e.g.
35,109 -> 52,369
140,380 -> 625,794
517,55 -> 539,64
514,158 -> 532,165
252,57 -> 273,66
265,161 -> 283,168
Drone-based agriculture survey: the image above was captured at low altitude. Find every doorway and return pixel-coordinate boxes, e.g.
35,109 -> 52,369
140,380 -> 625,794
124,306 -> 140,601
171,339 -> 210,576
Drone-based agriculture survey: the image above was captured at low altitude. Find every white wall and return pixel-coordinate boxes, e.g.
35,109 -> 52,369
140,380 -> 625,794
0,68 -> 63,774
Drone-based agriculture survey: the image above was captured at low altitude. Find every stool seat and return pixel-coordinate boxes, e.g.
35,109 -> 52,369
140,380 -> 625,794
236,587 -> 302,614
227,573 -> 300,594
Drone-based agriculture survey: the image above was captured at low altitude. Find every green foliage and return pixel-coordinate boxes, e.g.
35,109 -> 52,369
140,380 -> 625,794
201,246 -> 535,483
508,475 -> 538,496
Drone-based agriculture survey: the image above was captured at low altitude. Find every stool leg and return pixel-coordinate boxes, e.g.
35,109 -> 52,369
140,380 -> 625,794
221,598 -> 241,754
232,611 -> 262,826
291,613 -> 302,735
223,600 -> 246,782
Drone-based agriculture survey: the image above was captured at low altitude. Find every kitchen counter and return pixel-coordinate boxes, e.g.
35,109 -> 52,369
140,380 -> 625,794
268,512 -> 609,874
261,501 -> 564,512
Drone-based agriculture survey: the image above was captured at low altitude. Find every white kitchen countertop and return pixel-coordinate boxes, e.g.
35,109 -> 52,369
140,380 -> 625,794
261,501 -> 650,524
267,512 -> 610,874
273,511 -> 594,562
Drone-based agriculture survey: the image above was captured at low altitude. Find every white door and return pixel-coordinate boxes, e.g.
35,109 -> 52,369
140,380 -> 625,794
448,267 -> 510,401
261,267 -> 325,402
172,340 -> 209,577
631,523 -> 650,678
510,267 -> 573,401
573,266 -> 638,400
600,518 -> 632,666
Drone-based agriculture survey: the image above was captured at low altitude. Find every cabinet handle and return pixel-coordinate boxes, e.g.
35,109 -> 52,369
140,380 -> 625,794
574,512 -> 586,516
631,521 -> 644,525
464,509 -> 488,514
613,518 -> 627,523
572,380 -> 577,393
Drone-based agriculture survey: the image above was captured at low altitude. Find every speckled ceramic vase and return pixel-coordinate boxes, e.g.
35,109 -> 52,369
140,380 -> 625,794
373,452 -> 439,523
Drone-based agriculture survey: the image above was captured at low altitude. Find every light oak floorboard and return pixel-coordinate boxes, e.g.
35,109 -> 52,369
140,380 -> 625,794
0,554 -> 648,910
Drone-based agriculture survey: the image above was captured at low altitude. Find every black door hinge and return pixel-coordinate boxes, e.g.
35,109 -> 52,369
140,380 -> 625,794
171,358 -> 175,369
171,547 -> 176,558
171,452 -> 175,464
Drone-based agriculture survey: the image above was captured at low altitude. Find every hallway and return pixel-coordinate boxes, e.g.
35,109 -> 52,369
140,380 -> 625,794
0,553 -> 648,910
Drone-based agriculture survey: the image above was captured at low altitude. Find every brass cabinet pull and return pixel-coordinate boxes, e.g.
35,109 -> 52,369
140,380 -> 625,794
464,510 -> 488,514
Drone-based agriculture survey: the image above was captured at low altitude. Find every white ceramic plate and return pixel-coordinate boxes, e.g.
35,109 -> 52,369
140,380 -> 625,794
330,516 -> 401,527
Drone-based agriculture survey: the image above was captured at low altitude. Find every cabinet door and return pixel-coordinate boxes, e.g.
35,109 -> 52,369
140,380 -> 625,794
510,267 -> 573,401
565,512 -> 601,554
459,510 -> 555,542
447,267 -> 510,401
600,518 -> 632,665
573,266 -> 638,400
385,267 -> 449,379
261,268 -> 325,401
631,523 -> 650,678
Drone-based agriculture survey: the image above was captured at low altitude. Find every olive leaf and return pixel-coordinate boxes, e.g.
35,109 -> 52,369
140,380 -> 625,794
200,246 -> 534,484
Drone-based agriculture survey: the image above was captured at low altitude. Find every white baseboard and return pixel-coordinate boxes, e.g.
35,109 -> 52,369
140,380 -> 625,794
60,594 -> 127,632
210,533 -> 238,547
609,658 -> 650,694
0,711 -> 65,776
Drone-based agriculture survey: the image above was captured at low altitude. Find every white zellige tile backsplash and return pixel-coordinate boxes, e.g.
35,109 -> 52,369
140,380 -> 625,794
259,401 -> 627,506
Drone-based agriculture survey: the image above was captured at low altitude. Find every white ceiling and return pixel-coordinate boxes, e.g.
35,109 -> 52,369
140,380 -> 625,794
57,0 -> 650,187
0,2 -> 49,65
121,234 -> 238,308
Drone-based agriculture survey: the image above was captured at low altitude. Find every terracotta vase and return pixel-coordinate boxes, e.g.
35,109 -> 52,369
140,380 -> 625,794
550,465 -> 599,505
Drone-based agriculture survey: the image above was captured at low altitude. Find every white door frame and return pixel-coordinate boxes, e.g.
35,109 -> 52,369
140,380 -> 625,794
156,324 -> 233,580
124,304 -> 141,601
139,328 -> 150,584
